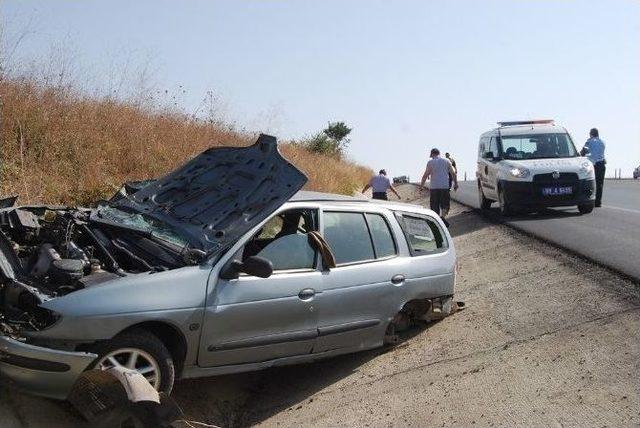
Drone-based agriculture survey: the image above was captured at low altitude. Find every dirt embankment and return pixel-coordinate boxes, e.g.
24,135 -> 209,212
1,185 -> 638,427
0,79 -> 372,205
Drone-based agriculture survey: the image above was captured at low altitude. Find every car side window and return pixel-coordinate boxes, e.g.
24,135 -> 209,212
365,213 -> 396,258
240,209 -> 317,271
395,213 -> 448,256
323,212 -> 374,265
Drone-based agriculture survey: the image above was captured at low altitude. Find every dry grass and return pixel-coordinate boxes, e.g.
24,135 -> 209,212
0,78 -> 372,205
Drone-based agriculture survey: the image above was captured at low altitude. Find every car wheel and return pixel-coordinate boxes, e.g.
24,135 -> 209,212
89,329 -> 175,393
498,188 -> 514,216
478,184 -> 492,210
578,202 -> 595,214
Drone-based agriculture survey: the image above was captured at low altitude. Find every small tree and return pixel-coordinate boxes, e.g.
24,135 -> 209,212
303,121 -> 352,157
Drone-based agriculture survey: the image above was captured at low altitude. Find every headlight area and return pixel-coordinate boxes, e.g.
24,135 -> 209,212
509,167 -> 530,179
579,161 -> 595,177
1,281 -> 61,338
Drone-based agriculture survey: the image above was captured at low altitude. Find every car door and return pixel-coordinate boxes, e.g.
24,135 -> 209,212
314,209 -> 407,353
393,211 -> 456,301
479,135 -> 500,200
198,208 -> 322,367
477,136 -> 492,197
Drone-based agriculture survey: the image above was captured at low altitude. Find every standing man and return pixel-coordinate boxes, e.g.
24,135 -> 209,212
420,148 -> 458,226
445,152 -> 457,190
362,169 -> 401,200
581,128 -> 606,207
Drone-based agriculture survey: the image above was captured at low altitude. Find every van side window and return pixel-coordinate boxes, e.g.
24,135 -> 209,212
479,136 -> 492,157
365,213 -> 397,258
323,212 -> 374,264
241,209 -> 317,271
395,213 -> 448,256
488,136 -> 499,158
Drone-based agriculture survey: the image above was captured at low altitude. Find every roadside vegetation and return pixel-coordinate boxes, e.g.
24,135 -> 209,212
0,78 -> 371,205
294,121 -> 352,158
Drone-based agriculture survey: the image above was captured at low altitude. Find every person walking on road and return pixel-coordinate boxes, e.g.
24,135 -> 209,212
362,169 -> 401,200
420,148 -> 458,226
445,152 -> 457,190
581,128 -> 606,207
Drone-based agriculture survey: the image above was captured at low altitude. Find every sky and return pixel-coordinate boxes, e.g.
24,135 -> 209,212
2,0 -> 639,180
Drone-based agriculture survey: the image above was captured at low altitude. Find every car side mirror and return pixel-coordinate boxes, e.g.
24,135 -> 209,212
220,256 -> 273,280
484,151 -> 494,159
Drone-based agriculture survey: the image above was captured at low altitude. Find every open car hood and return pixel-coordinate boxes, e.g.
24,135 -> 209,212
112,134 -> 307,254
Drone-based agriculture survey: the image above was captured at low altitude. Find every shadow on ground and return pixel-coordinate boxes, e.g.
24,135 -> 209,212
447,209 -> 490,238
171,324 -> 432,428
450,205 -> 584,233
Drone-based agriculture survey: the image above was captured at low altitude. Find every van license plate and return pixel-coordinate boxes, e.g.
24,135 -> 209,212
542,186 -> 573,196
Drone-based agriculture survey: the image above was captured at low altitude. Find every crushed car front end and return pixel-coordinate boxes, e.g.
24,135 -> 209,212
0,203 -> 188,399
0,212 -> 96,399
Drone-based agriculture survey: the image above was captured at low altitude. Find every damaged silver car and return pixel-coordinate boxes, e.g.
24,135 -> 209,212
0,134 -> 457,400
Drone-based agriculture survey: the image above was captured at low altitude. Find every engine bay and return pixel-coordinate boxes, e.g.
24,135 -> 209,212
0,205 -> 190,333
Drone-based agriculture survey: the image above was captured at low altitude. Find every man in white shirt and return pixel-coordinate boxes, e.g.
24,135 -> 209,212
420,148 -> 458,225
362,169 -> 401,200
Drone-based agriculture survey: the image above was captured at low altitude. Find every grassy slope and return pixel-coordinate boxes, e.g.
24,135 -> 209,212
0,79 -> 372,205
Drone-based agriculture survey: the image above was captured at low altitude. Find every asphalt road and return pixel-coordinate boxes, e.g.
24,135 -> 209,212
452,179 -> 640,281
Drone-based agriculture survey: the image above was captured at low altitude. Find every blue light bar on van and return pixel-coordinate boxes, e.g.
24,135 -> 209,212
497,120 -> 554,126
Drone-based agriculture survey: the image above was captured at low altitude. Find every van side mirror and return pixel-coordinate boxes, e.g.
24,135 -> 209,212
484,151 -> 494,159
220,256 -> 273,280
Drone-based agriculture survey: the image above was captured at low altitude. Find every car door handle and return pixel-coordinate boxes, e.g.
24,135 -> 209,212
484,165 -> 489,174
391,274 -> 405,285
298,288 -> 315,300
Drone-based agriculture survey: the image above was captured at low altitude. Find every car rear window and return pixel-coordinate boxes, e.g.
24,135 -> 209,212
395,213 -> 448,256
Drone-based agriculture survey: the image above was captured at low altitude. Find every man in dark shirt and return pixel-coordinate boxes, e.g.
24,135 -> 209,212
445,153 -> 457,190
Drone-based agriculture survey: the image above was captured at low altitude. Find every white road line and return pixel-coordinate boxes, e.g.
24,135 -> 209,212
602,205 -> 640,215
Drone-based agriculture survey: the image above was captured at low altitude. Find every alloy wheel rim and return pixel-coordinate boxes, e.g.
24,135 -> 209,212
97,348 -> 161,390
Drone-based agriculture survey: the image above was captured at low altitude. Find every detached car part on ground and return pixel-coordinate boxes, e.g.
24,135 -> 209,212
0,134 -> 458,401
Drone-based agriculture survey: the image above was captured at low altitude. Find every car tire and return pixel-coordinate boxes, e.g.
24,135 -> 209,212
478,184 -> 492,210
498,188 -> 514,217
88,329 -> 175,394
578,203 -> 595,214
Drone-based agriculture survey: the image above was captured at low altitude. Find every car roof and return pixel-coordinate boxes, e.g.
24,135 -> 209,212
289,190 -> 427,212
482,123 -> 568,137
290,190 -> 368,202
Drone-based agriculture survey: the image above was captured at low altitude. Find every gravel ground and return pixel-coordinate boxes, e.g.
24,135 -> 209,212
1,185 -> 638,427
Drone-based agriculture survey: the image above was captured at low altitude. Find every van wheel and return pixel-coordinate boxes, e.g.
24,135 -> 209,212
498,188 -> 514,217
89,329 -> 175,394
578,203 -> 595,214
478,185 -> 492,210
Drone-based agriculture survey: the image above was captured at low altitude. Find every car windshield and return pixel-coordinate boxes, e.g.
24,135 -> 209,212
500,133 -> 578,160
95,205 -> 188,248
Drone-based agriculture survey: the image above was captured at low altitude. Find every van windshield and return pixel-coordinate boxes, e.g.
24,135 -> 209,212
500,133 -> 578,160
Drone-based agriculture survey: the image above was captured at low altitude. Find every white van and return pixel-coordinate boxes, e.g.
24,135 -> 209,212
476,120 -> 596,215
